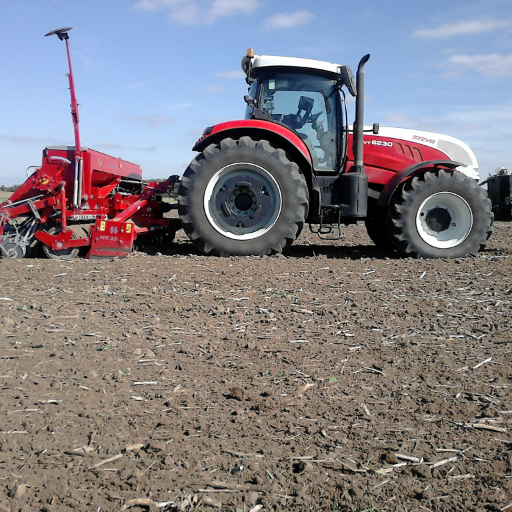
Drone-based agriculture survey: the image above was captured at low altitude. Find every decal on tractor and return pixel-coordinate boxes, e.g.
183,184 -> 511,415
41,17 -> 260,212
365,140 -> 394,147
413,135 -> 436,145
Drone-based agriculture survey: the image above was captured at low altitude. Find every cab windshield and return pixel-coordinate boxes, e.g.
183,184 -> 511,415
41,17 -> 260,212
253,72 -> 339,171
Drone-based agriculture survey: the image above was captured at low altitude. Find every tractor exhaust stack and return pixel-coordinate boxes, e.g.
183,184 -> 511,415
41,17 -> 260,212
339,54 -> 370,217
353,54 -> 370,175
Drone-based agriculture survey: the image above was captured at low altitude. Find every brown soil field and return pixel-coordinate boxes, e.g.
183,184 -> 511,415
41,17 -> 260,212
0,222 -> 511,512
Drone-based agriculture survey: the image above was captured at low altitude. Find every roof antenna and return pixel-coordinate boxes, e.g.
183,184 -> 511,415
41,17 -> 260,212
45,27 -> 82,206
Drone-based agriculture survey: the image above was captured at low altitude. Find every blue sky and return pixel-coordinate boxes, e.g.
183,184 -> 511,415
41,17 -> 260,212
0,0 -> 511,185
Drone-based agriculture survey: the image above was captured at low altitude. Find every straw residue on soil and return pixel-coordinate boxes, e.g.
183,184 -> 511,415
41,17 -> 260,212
0,222 -> 511,512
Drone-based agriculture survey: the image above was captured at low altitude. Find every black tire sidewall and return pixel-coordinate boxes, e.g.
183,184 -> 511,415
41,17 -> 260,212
365,208 -> 394,251
391,172 -> 490,258
180,140 -> 307,255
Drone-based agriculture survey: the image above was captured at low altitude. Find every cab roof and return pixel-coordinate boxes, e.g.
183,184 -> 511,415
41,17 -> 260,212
247,54 -> 344,79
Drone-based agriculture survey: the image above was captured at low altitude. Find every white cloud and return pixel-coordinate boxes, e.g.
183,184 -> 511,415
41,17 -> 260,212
413,19 -> 512,39
205,85 -> 226,93
96,142 -> 157,152
134,0 -> 261,25
210,0 -> 259,18
0,134 -> 60,145
383,102 -> 512,136
265,10 -> 314,29
167,102 -> 196,111
171,3 -> 200,24
381,114 -> 418,126
115,113 -> 173,126
134,0 -> 186,11
215,70 -> 245,79
445,53 -> 512,77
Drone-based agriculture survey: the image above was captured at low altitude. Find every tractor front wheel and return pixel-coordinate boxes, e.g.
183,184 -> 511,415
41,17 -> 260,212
365,209 -> 394,251
178,136 -> 308,256
388,169 -> 493,258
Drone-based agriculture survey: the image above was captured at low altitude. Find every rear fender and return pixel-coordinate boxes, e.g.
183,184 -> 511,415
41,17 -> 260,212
193,121 -> 315,218
193,120 -> 313,172
377,160 -> 464,208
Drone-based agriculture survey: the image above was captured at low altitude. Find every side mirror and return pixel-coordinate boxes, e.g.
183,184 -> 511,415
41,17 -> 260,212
363,123 -> 380,134
340,66 -> 356,97
244,95 -> 256,106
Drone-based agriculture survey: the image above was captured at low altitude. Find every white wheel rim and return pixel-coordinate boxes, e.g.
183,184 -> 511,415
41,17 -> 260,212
416,192 -> 473,249
204,163 -> 282,240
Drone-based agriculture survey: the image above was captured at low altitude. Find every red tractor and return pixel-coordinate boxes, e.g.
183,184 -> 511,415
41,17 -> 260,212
177,49 -> 499,258
1,34 -> 509,260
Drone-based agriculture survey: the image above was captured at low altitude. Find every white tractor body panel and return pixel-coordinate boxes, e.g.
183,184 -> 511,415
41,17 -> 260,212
377,126 -> 480,180
251,55 -> 343,77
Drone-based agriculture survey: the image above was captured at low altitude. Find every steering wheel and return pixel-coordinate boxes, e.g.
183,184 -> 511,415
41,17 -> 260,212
309,111 -> 322,123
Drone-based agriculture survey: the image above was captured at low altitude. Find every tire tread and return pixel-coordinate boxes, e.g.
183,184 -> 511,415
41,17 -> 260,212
178,137 -> 308,256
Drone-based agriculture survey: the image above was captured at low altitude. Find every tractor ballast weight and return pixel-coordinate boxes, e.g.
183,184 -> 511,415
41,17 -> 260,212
0,28 -> 180,259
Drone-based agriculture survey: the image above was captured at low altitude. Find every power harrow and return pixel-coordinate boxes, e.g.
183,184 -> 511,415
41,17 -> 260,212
0,28 -> 180,259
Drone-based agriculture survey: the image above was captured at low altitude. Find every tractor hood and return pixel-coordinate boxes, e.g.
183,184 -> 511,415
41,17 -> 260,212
376,127 -> 480,180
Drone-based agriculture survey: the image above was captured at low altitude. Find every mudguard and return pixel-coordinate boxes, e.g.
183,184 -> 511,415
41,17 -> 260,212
377,160 -> 464,207
193,120 -> 313,167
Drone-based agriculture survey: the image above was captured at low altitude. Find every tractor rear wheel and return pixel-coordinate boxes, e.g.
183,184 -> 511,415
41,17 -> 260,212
388,169 -> 493,258
178,136 -> 308,256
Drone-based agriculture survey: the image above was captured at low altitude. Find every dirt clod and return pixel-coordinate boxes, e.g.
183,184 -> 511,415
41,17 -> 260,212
381,451 -> 398,464
226,387 -> 245,401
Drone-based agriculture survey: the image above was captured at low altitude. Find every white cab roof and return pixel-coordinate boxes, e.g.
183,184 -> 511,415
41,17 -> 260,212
251,55 -> 343,77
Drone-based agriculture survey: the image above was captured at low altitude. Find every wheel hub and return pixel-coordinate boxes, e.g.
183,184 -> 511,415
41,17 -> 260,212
233,191 -> 254,212
416,192 -> 473,249
205,163 -> 282,240
214,174 -> 272,230
425,207 -> 452,233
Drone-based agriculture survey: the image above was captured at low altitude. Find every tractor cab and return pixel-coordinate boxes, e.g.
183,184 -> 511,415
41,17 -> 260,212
242,52 -> 356,173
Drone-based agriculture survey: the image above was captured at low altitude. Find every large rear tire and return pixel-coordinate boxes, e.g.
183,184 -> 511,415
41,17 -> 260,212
388,169 -> 493,258
178,136 -> 308,256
